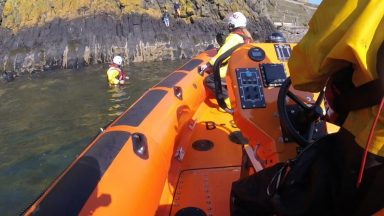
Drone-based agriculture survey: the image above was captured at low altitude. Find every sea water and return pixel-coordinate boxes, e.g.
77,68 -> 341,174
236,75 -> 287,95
0,60 -> 186,215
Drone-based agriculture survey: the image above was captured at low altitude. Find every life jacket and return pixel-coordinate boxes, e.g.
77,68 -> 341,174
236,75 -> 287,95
232,29 -> 253,44
108,64 -> 125,81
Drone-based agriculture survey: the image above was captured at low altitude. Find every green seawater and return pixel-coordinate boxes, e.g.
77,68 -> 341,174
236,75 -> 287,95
0,60 -> 186,215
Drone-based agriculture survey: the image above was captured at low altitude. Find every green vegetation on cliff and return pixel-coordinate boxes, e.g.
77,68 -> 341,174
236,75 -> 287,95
1,0 -> 303,31
2,0 -> 148,31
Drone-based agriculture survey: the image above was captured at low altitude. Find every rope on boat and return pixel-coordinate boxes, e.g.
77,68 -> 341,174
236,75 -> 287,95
356,96 -> 384,188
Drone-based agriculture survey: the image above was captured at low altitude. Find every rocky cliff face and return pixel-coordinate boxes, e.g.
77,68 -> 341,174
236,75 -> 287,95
0,0 -> 314,75
0,0 -> 5,24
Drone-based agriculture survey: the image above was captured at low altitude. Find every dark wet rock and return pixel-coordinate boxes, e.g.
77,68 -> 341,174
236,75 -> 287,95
1,71 -> 16,82
0,0 -> 5,24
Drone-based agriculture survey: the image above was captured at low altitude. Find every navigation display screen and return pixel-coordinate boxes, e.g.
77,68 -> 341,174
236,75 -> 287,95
260,64 -> 287,87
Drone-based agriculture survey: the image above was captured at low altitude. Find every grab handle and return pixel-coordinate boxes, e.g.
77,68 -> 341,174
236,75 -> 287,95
173,86 -> 183,100
197,66 -> 204,76
132,133 -> 149,160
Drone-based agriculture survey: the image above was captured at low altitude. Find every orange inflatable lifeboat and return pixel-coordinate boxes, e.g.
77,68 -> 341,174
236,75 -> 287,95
22,43 -> 348,216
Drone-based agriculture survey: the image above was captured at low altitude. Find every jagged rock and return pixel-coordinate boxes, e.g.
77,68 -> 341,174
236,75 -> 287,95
0,0 -> 5,25
1,71 -> 16,82
0,0 -> 315,75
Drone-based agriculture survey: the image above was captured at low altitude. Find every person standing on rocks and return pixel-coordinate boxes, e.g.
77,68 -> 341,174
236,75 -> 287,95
162,10 -> 170,27
173,2 -> 181,18
107,56 -> 129,85
200,12 -> 253,108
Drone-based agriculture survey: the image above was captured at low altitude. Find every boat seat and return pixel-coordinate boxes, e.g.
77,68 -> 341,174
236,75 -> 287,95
203,74 -> 228,98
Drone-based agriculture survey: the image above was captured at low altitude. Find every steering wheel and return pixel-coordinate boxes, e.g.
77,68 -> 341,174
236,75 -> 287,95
212,43 -> 244,114
277,77 -> 325,147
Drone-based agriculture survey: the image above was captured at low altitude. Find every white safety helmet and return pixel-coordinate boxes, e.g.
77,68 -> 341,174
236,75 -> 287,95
113,56 -> 123,66
228,12 -> 247,29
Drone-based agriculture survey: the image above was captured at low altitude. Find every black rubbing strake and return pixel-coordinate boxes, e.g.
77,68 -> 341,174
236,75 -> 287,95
155,72 -> 187,88
112,90 -> 167,127
178,59 -> 203,71
30,131 -> 130,216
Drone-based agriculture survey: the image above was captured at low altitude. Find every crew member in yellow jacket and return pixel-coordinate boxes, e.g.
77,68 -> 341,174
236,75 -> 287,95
289,1 -> 384,157
107,56 -> 129,85
231,1 -> 384,215
200,12 -> 252,107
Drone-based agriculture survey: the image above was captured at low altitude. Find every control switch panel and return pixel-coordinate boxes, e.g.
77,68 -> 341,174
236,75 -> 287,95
236,68 -> 266,109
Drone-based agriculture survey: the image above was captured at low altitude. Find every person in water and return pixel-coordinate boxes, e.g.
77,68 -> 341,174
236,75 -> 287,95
230,0 -> 384,215
107,56 -> 129,85
200,12 -> 253,107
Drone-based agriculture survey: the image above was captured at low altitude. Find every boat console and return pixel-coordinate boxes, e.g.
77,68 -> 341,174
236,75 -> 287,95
214,43 -> 334,168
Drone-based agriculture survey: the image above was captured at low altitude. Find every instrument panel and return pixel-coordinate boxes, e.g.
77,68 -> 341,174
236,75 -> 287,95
236,68 -> 266,109
260,63 -> 287,87
233,45 -> 290,110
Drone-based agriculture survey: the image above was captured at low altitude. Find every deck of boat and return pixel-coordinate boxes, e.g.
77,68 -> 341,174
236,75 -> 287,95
157,96 -> 244,216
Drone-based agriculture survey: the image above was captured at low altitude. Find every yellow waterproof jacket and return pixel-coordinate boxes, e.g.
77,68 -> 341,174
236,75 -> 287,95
209,33 -> 245,78
107,66 -> 121,85
288,0 -> 384,156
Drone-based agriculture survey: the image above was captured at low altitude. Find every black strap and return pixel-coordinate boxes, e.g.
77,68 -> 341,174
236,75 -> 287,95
341,78 -> 384,111
212,43 -> 244,112
333,41 -> 384,111
332,65 -> 383,112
